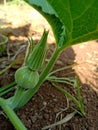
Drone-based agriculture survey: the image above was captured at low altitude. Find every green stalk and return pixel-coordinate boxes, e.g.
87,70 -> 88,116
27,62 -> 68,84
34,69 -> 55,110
0,82 -> 16,97
46,76 -> 74,86
75,76 -> 85,115
13,48 -> 61,109
10,87 -> 25,109
0,98 -> 27,130
47,63 -> 76,76
52,83 -> 79,106
0,87 -> 15,97
0,81 -> 16,92
39,48 -> 61,84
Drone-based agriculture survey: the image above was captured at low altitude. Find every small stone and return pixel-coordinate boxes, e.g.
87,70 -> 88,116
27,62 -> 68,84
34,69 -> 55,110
43,113 -> 49,119
53,98 -> 58,102
43,101 -> 47,106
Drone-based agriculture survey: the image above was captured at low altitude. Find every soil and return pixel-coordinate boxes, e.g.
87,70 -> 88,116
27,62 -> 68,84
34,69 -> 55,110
0,4 -> 98,130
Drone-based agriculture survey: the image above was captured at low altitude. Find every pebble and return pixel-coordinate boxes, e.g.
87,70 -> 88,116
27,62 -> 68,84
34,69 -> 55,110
43,113 -> 49,119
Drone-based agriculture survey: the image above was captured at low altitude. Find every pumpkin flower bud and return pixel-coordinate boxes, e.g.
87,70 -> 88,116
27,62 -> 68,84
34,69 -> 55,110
26,29 -> 49,71
15,66 -> 39,89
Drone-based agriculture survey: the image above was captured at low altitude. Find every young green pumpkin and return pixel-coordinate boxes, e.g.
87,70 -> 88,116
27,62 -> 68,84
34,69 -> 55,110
15,66 -> 39,89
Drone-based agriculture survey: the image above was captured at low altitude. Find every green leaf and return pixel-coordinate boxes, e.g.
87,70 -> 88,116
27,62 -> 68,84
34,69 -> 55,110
47,0 -> 98,44
24,0 -> 98,47
24,0 -> 67,48
70,0 -> 98,44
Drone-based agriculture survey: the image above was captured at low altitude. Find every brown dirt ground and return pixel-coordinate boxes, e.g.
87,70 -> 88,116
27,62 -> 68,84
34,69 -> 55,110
0,4 -> 98,130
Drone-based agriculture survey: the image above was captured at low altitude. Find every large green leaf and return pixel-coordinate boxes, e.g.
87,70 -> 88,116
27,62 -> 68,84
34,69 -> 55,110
24,0 -> 67,48
47,0 -> 98,44
24,0 -> 98,48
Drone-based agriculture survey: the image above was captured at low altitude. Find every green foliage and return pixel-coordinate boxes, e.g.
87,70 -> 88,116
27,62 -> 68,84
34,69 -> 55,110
0,0 -> 98,129
46,66 -> 85,115
25,0 -> 98,47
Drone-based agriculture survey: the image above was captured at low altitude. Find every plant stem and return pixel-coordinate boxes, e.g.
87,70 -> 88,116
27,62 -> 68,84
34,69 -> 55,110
75,76 -> 85,115
0,81 -> 16,97
39,48 -> 61,84
47,63 -> 76,76
0,98 -> 27,130
0,62 -> 15,75
10,87 -> 25,109
52,83 -> 79,106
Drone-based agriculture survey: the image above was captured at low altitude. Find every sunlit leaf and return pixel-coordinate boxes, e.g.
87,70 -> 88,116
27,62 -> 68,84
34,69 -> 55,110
25,0 -> 98,48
